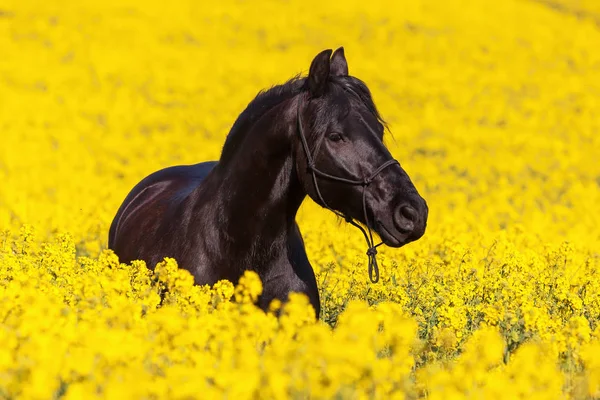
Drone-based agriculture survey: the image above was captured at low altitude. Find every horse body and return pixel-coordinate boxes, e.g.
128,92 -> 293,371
108,162 -> 218,276
109,47 -> 428,318
109,99 -> 320,314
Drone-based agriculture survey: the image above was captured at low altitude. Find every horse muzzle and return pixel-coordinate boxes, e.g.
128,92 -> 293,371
376,195 -> 428,247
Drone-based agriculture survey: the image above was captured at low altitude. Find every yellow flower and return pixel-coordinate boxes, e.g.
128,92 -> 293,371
234,270 -> 263,304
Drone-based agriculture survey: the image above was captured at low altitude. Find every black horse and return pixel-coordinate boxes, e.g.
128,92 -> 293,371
108,48 -> 428,317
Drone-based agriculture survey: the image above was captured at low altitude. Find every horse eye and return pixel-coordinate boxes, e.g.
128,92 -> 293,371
328,132 -> 343,142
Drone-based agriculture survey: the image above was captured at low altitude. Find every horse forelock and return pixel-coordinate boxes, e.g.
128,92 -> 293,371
330,76 -> 388,132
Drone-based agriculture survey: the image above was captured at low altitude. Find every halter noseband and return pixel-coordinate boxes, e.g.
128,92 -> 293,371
296,91 -> 399,283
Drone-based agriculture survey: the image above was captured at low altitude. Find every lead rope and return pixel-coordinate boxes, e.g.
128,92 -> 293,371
296,94 -> 399,283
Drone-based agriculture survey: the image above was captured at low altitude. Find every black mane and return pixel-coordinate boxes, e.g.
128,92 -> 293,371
219,74 -> 387,164
220,75 -> 305,163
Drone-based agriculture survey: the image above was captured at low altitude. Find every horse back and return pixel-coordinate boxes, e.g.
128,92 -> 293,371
108,162 -> 217,253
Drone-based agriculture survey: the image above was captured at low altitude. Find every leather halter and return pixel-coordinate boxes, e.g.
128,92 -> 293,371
296,91 -> 399,283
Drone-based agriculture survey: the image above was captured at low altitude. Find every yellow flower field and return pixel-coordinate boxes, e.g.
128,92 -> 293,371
1,0 -> 600,398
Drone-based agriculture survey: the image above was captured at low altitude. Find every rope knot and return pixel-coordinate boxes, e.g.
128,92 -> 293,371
307,162 -> 315,171
366,247 -> 378,257
363,177 -> 372,186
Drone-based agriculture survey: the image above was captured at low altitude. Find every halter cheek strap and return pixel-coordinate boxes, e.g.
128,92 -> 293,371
296,93 -> 399,283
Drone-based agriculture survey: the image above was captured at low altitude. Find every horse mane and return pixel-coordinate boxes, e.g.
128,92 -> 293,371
219,75 -> 306,164
219,74 -> 387,164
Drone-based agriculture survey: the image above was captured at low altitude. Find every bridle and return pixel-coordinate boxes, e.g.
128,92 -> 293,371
296,91 -> 399,283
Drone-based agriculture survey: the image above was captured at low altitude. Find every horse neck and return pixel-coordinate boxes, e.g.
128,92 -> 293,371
207,97 -> 305,263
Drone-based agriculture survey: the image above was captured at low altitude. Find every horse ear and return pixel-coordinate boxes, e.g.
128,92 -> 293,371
307,49 -> 332,97
330,47 -> 348,76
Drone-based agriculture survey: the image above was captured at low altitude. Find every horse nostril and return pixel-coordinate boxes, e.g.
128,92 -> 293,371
394,205 -> 417,233
400,205 -> 418,222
